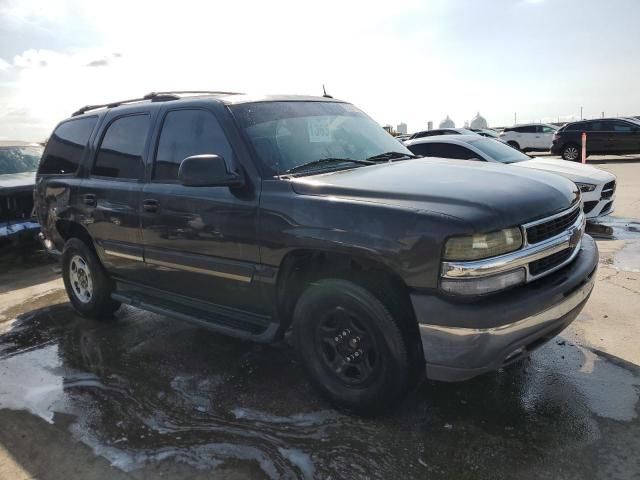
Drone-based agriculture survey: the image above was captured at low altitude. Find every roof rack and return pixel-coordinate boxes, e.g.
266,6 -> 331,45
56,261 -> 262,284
71,90 -> 244,116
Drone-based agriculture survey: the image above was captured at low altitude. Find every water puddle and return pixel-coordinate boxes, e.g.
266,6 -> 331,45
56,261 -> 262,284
0,304 -> 638,479
587,216 -> 640,272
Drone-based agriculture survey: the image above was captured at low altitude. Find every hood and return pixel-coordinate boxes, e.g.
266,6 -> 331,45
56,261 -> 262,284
514,157 -> 614,184
290,158 -> 580,232
0,171 -> 36,191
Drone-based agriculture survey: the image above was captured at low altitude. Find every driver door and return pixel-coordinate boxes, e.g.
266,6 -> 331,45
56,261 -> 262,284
140,107 -> 262,312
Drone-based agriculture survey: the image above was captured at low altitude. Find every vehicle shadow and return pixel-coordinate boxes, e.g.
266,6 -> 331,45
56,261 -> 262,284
1,302 -> 638,479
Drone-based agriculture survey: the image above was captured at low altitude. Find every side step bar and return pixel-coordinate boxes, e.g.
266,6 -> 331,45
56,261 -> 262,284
112,289 -> 279,343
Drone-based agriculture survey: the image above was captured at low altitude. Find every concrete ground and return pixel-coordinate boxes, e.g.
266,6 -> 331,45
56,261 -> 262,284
0,160 -> 639,480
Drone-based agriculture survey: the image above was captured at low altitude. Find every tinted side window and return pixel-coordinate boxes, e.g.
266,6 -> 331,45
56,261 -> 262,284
93,115 -> 149,179
566,123 -> 591,132
154,109 -> 233,182
39,117 -> 98,174
609,121 -> 634,132
519,126 -> 537,133
429,143 -> 477,160
541,125 -> 556,133
407,143 -> 432,156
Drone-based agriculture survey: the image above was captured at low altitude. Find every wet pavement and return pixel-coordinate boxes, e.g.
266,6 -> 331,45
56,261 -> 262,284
1,214 -> 640,479
0,299 -> 639,480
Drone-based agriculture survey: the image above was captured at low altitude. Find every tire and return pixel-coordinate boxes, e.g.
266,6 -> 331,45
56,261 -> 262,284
62,238 -> 121,319
507,141 -> 520,150
561,143 -> 580,161
292,279 -> 415,415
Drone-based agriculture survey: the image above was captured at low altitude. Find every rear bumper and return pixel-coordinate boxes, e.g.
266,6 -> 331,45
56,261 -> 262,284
412,235 -> 598,382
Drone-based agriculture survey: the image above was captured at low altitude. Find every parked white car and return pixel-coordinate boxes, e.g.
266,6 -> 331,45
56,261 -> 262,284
404,135 -> 616,218
499,123 -> 558,152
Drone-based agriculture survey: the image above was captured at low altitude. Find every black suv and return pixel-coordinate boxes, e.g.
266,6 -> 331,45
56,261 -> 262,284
36,92 -> 598,414
551,118 -> 640,161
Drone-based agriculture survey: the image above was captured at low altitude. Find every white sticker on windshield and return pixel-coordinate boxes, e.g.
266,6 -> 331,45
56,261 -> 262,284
308,117 -> 332,143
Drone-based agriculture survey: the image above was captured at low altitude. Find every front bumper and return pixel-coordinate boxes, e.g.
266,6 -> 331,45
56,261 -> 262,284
412,235 -> 598,382
582,185 -> 615,219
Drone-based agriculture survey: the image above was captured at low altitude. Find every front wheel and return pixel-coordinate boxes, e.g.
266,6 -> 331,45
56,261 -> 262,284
561,144 -> 580,161
62,238 -> 121,319
292,279 -> 416,415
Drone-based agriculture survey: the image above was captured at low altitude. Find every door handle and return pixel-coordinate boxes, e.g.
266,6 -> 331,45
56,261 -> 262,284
143,199 -> 159,213
83,194 -> 96,206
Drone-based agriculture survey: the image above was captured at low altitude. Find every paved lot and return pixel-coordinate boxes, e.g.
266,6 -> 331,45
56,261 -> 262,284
0,160 -> 639,480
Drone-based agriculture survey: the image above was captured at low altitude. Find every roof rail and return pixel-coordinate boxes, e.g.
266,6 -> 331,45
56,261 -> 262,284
144,90 -> 243,97
71,90 -> 243,116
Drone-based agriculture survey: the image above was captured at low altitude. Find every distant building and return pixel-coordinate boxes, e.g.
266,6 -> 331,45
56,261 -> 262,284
463,120 -> 470,128
470,112 -> 488,130
396,122 -> 407,134
427,121 -> 433,131
382,125 -> 393,133
439,115 -> 455,128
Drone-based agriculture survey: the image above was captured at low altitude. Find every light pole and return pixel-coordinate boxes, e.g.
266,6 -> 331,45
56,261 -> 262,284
580,106 -> 583,120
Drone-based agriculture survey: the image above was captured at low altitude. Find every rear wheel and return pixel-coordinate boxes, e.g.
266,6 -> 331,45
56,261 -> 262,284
292,279 -> 416,415
507,141 -> 520,150
561,143 -> 580,161
62,238 -> 120,319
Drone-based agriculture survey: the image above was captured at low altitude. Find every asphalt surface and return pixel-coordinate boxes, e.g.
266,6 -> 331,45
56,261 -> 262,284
0,160 -> 639,480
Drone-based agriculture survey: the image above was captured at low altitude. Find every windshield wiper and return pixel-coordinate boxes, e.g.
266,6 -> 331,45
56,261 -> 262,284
366,151 -> 419,162
282,158 -> 374,175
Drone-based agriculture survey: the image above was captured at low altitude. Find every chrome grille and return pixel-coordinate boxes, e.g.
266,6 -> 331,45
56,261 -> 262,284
526,206 -> 580,244
529,248 -> 573,276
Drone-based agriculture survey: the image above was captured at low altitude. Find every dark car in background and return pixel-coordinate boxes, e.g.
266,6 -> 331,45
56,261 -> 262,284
0,141 -> 44,246
36,92 -> 597,414
551,118 -> 640,161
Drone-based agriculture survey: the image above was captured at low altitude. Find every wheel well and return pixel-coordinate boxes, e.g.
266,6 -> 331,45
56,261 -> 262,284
507,140 -> 520,149
276,250 -> 423,370
55,220 -> 96,254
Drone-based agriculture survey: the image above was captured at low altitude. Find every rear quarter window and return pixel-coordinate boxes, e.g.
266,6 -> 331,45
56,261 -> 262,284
39,116 -> 98,174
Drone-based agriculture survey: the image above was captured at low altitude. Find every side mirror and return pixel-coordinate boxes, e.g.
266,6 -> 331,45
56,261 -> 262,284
178,154 -> 243,187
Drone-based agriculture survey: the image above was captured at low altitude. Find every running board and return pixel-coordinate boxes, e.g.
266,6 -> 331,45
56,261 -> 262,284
112,287 -> 278,343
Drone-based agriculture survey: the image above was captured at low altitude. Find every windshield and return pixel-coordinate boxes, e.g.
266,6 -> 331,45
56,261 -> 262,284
230,101 -> 413,175
468,138 -> 531,164
0,146 -> 44,175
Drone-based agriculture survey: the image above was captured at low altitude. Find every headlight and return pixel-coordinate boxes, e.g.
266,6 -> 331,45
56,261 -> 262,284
441,268 -> 526,295
575,182 -> 596,193
443,227 -> 523,261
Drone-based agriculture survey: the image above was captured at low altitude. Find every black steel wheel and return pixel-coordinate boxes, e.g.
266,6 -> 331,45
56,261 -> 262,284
293,279 -> 416,415
315,305 -> 381,387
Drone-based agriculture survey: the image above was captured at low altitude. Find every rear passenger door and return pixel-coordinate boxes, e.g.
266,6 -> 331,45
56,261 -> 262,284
537,125 -> 555,150
582,121 -> 607,153
140,107 -> 262,313
82,111 -> 153,283
607,120 -> 638,153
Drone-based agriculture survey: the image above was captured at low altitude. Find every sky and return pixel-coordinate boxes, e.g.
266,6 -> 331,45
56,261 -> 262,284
0,0 -> 639,141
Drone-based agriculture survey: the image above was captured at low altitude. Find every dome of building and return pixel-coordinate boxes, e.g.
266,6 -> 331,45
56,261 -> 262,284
439,115 -> 455,128
470,112 -> 488,130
